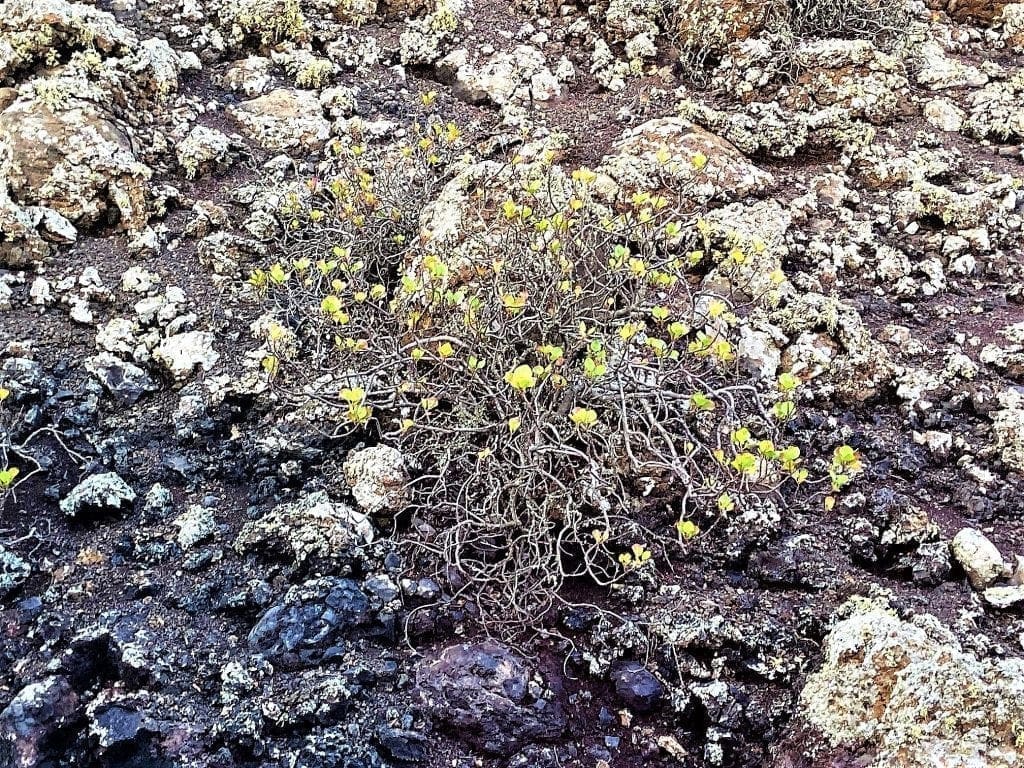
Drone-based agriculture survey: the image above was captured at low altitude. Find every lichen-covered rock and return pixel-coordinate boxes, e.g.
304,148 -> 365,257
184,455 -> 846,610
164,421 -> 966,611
992,388 -> 1024,471
950,528 -> 1008,590
84,353 -> 154,405
773,293 -> 893,402
173,505 -> 217,550
0,0 -> 136,80
784,39 -> 909,125
228,88 -> 331,151
153,331 -> 219,381
398,0 -> 468,65
674,0 -> 786,54
60,472 -> 136,518
796,596 -> 1024,768
0,545 -> 30,601
343,445 -> 410,515
1002,3 -> 1024,48
0,187 -> 64,267
437,46 -> 558,106
923,96 -> 966,131
219,0 -> 309,47
176,126 -> 233,179
0,97 -> 151,230
235,490 -> 374,567
925,0 -> 1009,23
700,198 -> 792,304
914,40 -> 988,90
964,71 -> 1024,140
218,56 -> 274,96
378,0 -> 431,20
599,117 -> 774,205
0,676 -> 80,768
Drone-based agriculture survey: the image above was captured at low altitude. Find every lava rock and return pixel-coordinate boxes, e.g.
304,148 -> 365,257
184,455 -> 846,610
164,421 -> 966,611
609,660 -> 664,713
898,540 -> 952,586
377,726 -> 428,762
86,691 -> 157,751
59,472 -> 136,519
85,353 -> 155,405
416,640 -> 566,756
248,578 -> 372,664
0,676 -> 80,768
0,544 -> 31,601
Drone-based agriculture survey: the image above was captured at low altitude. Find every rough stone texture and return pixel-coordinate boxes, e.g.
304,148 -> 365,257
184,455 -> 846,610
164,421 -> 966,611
773,292 -> 894,402
59,472 -> 136,518
416,640 -> 566,756
219,56 -> 274,96
176,125 -> 233,179
173,505 -> 217,550
235,490 -> 374,567
599,117 -> 775,204
992,388 -> 1024,471
153,331 -> 220,381
950,528 -> 1008,589
0,677 -> 80,768
786,39 -> 909,125
84,353 -> 154,405
609,660 -> 664,713
798,596 -> 1024,768
0,0 -> 136,79
343,445 -> 410,515
0,544 -> 31,600
925,0 -> 1009,23
228,89 -> 331,151
247,577 -> 372,663
915,41 -> 988,90
923,97 -> 966,131
0,98 -> 151,230
675,0 -> 786,53
437,46 -> 558,106
964,72 -> 1024,140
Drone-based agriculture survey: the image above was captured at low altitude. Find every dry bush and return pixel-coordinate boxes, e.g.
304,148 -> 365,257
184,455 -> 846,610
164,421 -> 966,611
252,120 -> 820,630
667,0 -> 911,86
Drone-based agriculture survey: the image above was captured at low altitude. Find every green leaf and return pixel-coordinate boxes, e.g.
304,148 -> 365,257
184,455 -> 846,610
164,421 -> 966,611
0,467 -> 20,488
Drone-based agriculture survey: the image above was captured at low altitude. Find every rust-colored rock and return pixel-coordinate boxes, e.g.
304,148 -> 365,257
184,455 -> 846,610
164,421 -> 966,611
926,0 -> 1009,23
675,0 -> 787,52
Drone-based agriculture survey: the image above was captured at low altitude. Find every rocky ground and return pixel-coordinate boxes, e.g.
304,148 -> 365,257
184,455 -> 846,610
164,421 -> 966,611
2,0 -> 1024,766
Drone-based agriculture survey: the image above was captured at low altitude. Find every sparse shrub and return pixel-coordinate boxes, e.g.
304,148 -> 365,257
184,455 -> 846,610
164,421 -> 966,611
251,118 -> 828,630
294,57 -> 333,88
666,0 -> 911,85
0,387 -> 19,509
226,0 -> 308,46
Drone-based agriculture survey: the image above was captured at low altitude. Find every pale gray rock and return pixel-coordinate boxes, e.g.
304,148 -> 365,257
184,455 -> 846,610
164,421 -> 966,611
951,528 -> 1008,590
173,506 -> 217,550
343,446 -> 410,515
60,472 -> 136,518
153,331 -> 219,381
228,89 -> 331,151
798,596 -> 1024,768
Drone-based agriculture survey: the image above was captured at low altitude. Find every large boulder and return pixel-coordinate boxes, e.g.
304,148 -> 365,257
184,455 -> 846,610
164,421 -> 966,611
228,88 -> 331,151
0,97 -> 151,230
0,0 -> 136,80
790,596 -> 1024,768
599,117 -> 774,204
